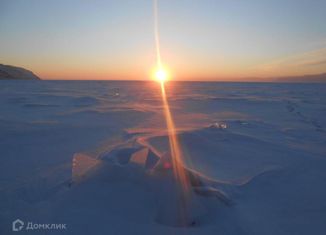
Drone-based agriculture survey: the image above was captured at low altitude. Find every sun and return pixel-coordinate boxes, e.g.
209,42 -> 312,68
154,69 -> 168,82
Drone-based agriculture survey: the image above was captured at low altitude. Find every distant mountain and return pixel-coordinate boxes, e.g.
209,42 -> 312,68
0,64 -> 40,80
273,73 -> 326,83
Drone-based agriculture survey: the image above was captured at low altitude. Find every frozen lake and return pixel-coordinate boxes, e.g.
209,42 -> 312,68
0,80 -> 326,234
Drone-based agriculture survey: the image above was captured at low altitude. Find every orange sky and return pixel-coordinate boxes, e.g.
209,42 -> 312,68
1,0 -> 326,81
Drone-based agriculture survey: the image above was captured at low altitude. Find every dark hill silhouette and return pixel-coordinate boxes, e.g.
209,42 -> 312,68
0,64 -> 40,80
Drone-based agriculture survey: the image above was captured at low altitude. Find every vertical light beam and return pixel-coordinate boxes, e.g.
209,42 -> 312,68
153,0 -> 192,226
160,83 -> 190,193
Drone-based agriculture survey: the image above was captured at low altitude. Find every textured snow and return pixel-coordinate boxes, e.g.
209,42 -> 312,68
0,80 -> 325,234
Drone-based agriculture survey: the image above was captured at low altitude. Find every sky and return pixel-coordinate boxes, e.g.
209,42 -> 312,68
0,0 -> 326,81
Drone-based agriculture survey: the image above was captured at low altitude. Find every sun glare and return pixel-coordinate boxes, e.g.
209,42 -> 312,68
155,69 -> 168,82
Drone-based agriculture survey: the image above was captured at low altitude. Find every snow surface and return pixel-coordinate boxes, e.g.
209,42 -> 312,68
0,80 -> 326,234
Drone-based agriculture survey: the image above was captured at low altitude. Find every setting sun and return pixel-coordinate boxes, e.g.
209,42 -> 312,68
155,69 -> 168,82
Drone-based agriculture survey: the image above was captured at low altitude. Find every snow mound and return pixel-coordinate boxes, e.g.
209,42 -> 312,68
71,139 -> 235,227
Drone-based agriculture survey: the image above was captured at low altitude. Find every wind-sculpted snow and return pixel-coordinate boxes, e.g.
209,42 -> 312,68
71,138 -> 234,227
0,81 -> 326,234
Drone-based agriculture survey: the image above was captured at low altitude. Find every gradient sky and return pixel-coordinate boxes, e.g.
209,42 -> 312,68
1,0 -> 326,80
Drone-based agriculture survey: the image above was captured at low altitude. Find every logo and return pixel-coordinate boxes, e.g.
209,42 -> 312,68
12,219 -> 24,232
12,219 -> 67,231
